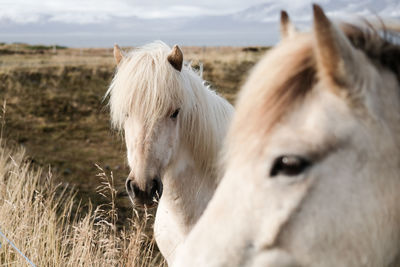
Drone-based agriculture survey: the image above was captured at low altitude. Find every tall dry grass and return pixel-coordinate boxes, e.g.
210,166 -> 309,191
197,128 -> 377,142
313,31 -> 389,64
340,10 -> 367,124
0,115 -> 165,266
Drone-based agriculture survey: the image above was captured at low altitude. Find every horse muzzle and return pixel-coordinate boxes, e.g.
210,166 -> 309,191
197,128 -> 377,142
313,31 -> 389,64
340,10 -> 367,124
125,176 -> 163,207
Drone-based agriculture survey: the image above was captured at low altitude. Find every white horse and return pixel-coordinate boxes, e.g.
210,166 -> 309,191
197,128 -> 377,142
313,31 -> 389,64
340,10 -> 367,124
106,41 -> 233,264
174,5 -> 400,267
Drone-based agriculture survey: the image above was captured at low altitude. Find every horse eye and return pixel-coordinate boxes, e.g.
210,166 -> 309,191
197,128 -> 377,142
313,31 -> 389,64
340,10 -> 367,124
270,155 -> 311,177
170,108 -> 180,119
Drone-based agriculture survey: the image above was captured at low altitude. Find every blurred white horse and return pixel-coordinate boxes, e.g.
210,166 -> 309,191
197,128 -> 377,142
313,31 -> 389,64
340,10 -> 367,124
106,41 -> 233,264
175,5 -> 400,267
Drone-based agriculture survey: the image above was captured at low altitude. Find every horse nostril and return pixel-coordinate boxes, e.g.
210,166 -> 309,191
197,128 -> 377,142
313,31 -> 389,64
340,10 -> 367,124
126,177 -> 162,205
150,177 -> 163,200
126,178 -> 140,197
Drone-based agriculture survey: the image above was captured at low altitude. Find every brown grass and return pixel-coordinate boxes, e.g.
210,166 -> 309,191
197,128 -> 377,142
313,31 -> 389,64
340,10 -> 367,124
0,127 -> 165,266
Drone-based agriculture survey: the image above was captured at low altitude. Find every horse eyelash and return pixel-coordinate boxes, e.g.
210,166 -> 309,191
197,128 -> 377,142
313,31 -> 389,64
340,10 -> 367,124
170,108 -> 180,119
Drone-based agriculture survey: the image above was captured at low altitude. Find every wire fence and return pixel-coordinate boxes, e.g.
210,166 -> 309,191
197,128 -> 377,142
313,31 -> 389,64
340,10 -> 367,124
0,227 -> 37,267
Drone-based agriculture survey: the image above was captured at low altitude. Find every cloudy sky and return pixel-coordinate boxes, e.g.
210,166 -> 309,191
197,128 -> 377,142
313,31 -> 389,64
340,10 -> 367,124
0,0 -> 398,47
0,0 -> 321,23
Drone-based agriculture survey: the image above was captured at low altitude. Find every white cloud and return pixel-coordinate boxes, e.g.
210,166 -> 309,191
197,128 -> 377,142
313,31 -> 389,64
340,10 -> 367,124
0,0 -> 397,24
134,5 -> 229,19
278,0 -> 329,9
0,0 -> 254,23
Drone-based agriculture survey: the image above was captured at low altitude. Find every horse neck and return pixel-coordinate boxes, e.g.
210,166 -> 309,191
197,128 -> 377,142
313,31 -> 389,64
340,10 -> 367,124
161,146 -> 218,233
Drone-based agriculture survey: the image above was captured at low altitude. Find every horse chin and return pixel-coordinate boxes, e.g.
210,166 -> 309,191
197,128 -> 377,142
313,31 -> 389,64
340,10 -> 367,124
130,191 -> 161,210
131,198 -> 159,210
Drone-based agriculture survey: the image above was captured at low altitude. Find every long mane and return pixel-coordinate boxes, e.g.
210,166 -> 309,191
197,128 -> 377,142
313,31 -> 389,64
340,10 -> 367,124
232,20 -> 400,142
105,41 -> 233,172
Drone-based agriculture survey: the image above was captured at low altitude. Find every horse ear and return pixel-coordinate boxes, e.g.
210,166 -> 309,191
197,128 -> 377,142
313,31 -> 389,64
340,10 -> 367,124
168,45 -> 183,72
313,4 -> 358,87
114,44 -> 124,65
280,10 -> 297,39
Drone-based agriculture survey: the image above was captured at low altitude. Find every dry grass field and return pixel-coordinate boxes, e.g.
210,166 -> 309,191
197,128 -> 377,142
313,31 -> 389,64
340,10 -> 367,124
0,43 -> 268,265
0,137 -> 165,266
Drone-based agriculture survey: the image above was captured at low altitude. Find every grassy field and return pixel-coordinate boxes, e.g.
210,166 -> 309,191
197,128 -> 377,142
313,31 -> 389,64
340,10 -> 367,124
0,43 -> 267,265
0,43 -> 267,208
0,138 -> 165,266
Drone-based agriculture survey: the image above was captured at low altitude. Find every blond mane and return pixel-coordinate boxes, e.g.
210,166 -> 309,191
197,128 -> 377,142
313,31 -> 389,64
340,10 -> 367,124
231,20 -> 400,148
106,41 -> 233,172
